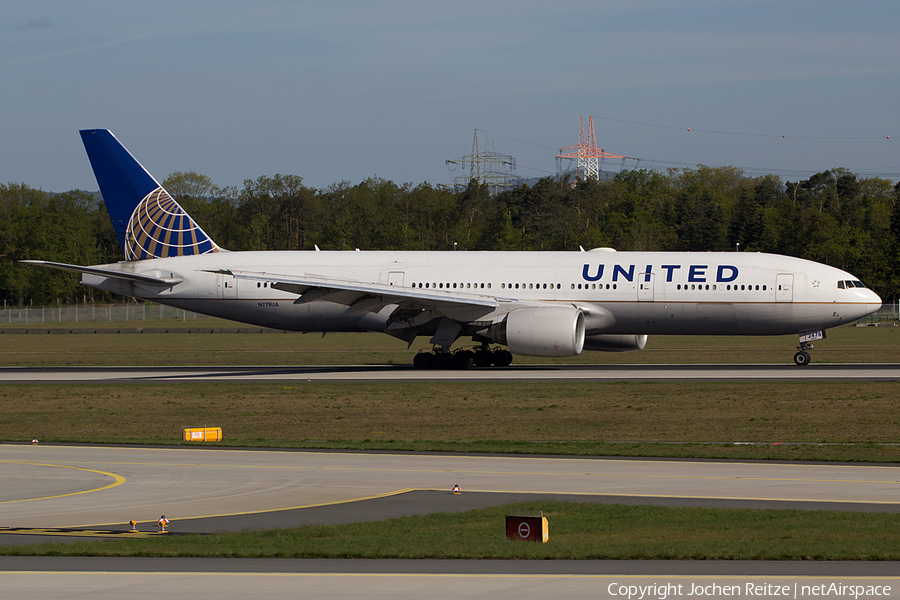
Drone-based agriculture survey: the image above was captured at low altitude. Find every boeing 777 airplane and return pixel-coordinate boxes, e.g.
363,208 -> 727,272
24,130 -> 882,367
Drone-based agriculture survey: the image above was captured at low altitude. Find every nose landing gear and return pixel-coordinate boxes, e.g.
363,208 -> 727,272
793,342 -> 813,366
793,348 -> 811,366
793,330 -> 824,366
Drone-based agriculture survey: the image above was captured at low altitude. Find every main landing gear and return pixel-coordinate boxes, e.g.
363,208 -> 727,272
413,344 -> 513,370
793,342 -> 813,366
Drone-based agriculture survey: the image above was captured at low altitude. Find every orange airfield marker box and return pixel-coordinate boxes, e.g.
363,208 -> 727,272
183,427 -> 222,442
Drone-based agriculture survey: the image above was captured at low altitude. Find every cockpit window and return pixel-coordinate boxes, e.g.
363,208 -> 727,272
839,280 -> 867,289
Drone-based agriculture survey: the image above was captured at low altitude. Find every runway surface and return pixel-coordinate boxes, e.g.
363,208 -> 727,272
3,444 -> 899,597
3,362 -> 899,382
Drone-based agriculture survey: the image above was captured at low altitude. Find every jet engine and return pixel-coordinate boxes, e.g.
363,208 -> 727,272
488,306 -> 585,357
583,334 -> 648,352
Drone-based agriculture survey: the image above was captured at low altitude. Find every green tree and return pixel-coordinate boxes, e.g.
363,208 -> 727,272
163,171 -> 215,200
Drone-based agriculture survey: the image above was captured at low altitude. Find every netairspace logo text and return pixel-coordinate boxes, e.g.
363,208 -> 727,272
607,582 -> 892,600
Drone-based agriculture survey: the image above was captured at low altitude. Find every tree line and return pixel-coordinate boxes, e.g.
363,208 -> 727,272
2,166 -> 898,307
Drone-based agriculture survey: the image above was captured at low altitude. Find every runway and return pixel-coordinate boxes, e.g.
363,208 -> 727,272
3,362 -> 899,382
3,444 -> 899,597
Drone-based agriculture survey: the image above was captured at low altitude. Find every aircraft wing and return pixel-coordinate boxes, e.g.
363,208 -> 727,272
220,269 -> 501,321
20,260 -> 183,286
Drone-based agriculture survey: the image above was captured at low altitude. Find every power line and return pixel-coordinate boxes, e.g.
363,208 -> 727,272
469,124 -> 899,182
595,116 -> 893,140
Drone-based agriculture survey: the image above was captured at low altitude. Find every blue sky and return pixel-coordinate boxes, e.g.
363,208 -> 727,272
3,1 -> 899,193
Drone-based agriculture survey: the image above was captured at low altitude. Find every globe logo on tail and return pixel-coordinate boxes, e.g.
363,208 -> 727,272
124,187 -> 219,260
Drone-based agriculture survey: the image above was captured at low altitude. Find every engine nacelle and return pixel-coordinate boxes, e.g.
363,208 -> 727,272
583,334 -> 648,352
489,306 -> 585,357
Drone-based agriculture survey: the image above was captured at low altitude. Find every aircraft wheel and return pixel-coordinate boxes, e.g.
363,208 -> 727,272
492,349 -> 513,367
454,350 -> 474,370
473,350 -> 493,367
793,351 -> 811,366
413,352 -> 434,370
433,352 -> 453,370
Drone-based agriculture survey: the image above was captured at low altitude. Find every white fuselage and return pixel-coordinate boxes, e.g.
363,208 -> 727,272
83,249 -> 882,339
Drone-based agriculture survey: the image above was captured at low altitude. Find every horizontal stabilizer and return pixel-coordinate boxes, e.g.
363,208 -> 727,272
20,260 -> 183,286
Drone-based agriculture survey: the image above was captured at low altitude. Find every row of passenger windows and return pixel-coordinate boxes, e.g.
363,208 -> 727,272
576,283 -> 767,291
410,282 -> 570,290
408,281 -> 769,292
677,283 -> 767,291
412,282 -> 492,289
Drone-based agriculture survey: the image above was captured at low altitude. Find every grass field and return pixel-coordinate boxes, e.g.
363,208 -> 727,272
2,380 -> 899,461
5,501 -> 900,560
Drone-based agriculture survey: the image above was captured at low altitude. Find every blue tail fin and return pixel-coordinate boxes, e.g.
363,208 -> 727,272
80,129 -> 220,261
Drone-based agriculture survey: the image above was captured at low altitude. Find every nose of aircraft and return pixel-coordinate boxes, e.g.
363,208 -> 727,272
867,289 -> 883,313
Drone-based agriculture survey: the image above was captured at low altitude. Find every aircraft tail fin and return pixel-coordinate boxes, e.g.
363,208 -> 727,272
80,129 -> 220,261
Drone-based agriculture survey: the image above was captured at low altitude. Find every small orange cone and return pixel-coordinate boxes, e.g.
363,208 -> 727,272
452,484 -> 461,494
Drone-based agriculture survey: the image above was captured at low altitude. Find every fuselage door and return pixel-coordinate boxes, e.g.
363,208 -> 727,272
638,272 -> 654,302
218,273 -> 237,299
776,273 -> 793,303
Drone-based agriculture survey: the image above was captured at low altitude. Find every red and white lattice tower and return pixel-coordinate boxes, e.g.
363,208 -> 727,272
556,116 -> 626,181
